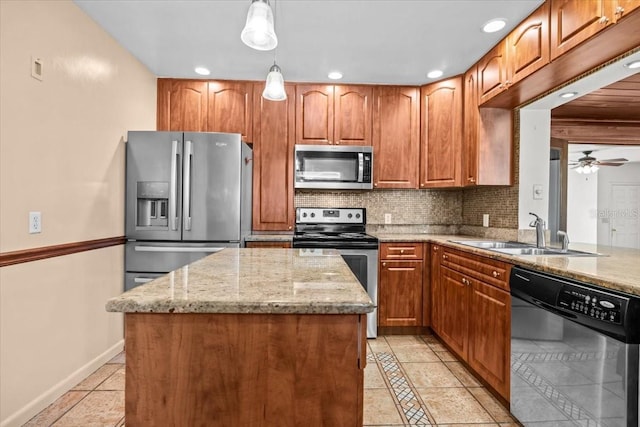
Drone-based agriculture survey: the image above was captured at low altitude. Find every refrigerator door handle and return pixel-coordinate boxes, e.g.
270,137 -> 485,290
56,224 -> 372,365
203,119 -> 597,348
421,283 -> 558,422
134,245 -> 227,253
183,140 -> 193,231
170,139 -> 179,231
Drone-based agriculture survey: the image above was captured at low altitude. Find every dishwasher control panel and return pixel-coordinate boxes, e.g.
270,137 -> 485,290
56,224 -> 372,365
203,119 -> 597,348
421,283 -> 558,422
558,285 -> 624,324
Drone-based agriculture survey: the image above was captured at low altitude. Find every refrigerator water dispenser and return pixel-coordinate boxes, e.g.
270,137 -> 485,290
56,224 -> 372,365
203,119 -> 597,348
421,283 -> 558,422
137,182 -> 169,227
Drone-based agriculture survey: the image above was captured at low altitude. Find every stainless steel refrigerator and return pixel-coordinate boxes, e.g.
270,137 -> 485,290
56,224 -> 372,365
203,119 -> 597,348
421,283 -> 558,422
124,131 -> 252,290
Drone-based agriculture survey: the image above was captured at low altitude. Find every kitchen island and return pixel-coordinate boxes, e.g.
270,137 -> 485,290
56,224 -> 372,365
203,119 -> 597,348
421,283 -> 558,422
106,248 -> 374,427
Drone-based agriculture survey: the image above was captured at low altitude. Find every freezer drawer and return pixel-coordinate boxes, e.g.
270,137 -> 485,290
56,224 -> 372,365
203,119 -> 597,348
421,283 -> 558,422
125,241 -> 238,274
125,272 -> 165,291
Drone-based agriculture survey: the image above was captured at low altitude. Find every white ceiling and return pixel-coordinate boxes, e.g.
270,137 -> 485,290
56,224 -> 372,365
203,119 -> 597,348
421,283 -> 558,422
73,0 -> 544,85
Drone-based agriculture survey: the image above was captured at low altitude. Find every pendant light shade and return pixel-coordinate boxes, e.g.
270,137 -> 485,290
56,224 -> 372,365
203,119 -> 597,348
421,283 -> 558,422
241,0 -> 278,51
262,63 -> 287,101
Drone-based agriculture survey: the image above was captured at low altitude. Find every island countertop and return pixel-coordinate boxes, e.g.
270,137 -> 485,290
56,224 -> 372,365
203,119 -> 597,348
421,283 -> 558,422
106,248 -> 374,314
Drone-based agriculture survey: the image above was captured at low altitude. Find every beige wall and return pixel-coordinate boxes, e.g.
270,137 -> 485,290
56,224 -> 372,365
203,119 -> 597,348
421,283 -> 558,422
0,1 -> 156,425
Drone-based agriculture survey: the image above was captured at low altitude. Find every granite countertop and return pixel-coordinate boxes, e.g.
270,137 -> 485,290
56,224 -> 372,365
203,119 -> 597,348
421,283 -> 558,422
106,248 -> 374,314
373,233 -> 640,296
245,234 -> 293,242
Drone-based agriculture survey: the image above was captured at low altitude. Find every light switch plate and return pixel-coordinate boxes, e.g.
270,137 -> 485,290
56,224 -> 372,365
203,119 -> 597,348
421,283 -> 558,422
533,184 -> 543,200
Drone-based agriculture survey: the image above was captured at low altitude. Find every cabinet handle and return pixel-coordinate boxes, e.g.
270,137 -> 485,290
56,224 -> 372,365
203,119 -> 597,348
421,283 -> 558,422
288,226 -> 292,230
335,141 -> 340,145
468,177 -> 476,183
492,270 -> 500,278
615,6 -> 625,16
433,246 -> 438,252
442,254 -> 448,260
374,183 -> 378,187
400,249 -> 405,254
599,15 -> 610,24
382,262 -> 387,267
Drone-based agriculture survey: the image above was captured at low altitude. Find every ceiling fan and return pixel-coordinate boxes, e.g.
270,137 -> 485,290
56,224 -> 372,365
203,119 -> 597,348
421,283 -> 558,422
569,150 -> 628,174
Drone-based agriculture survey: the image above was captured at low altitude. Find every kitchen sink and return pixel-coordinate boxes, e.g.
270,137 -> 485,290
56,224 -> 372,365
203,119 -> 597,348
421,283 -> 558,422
449,240 -> 603,257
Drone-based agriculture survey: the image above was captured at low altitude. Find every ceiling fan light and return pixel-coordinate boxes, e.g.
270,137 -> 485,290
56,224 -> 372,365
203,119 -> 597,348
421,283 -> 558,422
575,166 -> 584,174
241,0 -> 277,51
263,63 -> 286,101
591,165 -> 599,173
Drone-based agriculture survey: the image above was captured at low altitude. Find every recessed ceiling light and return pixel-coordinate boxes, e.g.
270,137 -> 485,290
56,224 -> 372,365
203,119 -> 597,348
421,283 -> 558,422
328,71 -> 343,80
427,70 -> 443,79
624,60 -> 640,69
482,18 -> 506,33
559,91 -> 578,99
194,67 -> 210,76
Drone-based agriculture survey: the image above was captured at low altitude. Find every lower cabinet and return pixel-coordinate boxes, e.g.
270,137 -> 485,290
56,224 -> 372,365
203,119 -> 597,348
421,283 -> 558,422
378,243 -> 423,327
434,246 -> 512,400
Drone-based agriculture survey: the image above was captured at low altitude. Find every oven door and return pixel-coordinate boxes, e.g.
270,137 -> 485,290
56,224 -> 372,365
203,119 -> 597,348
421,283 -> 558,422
338,248 -> 378,338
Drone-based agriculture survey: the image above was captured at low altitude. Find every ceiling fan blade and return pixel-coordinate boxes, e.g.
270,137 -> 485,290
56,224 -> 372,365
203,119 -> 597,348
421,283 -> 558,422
596,162 -> 626,166
597,158 -> 628,162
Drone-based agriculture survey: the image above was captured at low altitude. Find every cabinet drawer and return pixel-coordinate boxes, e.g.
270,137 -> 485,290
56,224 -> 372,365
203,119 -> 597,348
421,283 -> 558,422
381,243 -> 423,260
440,247 -> 510,291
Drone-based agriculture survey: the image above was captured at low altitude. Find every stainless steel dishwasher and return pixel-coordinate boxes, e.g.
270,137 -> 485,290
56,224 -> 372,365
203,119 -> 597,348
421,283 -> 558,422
510,266 -> 640,427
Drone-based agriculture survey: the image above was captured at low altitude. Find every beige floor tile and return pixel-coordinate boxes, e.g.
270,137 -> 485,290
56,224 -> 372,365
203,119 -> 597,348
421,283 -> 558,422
402,362 -> 463,388
421,336 -> 448,352
392,345 -> 440,363
52,391 -> 124,426
468,387 -> 515,423
23,391 -> 89,426
71,364 -> 120,391
437,424 -> 499,427
368,337 -> 393,354
96,366 -> 125,391
385,335 -> 425,347
363,388 -> 404,425
445,361 -> 482,387
435,350 -> 459,362
364,363 -> 388,389
417,387 -> 495,424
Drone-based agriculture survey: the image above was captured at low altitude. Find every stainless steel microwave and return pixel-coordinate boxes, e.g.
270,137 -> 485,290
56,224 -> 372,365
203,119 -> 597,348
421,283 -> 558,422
294,145 -> 373,190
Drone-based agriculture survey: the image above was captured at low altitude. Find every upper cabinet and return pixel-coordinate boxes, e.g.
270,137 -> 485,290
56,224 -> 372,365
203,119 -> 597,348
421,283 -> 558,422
372,86 -> 420,189
550,0 -> 614,60
477,42 -> 509,105
463,67 -> 479,186
252,84 -> 295,231
613,0 -> 640,22
419,77 -> 463,188
295,84 -> 372,145
207,81 -> 253,142
157,79 -> 208,132
507,2 -> 550,86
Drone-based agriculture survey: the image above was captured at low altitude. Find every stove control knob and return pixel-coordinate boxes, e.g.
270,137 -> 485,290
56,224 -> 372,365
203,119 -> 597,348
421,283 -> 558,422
348,213 -> 353,219
310,213 -> 316,218
356,213 -> 361,219
302,213 -> 307,218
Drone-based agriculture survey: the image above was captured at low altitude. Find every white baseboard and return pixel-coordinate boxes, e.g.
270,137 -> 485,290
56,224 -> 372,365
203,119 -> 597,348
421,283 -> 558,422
0,340 -> 124,427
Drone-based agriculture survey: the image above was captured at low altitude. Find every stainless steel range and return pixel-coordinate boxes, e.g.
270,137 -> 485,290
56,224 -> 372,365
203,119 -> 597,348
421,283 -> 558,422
292,207 -> 378,338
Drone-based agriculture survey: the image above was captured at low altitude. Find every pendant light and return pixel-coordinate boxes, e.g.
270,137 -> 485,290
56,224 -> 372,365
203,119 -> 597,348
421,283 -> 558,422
241,0 -> 277,51
263,62 -> 286,101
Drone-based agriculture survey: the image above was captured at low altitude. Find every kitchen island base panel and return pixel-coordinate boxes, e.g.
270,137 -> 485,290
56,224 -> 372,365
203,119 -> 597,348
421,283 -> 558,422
124,313 -> 366,427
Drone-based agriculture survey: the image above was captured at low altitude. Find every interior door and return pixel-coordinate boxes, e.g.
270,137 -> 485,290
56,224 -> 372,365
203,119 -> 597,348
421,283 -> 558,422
182,132 -> 243,241
610,183 -> 640,248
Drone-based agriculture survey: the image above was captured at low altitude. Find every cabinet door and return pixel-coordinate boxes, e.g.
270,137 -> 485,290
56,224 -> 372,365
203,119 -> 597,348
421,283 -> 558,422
334,85 -> 373,146
296,84 -> 334,145
157,79 -> 208,131
550,0 -> 612,60
508,2 -> 550,85
613,0 -> 640,22
207,82 -> 253,142
378,260 -> 423,327
372,86 -> 420,189
419,77 -> 462,188
439,266 -> 469,358
462,68 -> 479,186
251,84 -> 295,231
430,245 -> 442,333
468,279 -> 511,400
478,42 -> 508,105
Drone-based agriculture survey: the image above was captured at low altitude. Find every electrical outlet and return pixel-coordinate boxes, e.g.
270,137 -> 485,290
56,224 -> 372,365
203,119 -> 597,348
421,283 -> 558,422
384,213 -> 392,224
29,211 -> 42,234
482,214 -> 489,228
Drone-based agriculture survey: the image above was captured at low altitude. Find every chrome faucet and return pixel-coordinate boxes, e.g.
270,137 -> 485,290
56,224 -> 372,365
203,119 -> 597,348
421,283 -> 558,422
557,230 -> 570,252
529,212 -> 546,248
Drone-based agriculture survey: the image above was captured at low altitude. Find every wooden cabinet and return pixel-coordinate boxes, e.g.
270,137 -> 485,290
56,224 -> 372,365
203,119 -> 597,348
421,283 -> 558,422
550,0 -> 614,60
251,83 -> 295,231
507,2 -> 550,86
157,79 -> 208,131
613,0 -> 640,22
463,68 -> 479,186
478,41 -> 509,105
435,246 -> 512,400
429,244 -> 442,333
372,86 -> 420,189
296,84 -> 372,145
245,241 -> 292,248
208,81 -> 253,142
419,76 -> 463,188
379,243 -> 423,327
